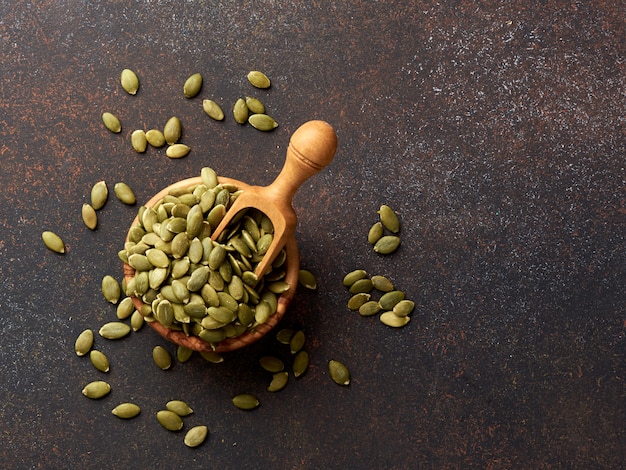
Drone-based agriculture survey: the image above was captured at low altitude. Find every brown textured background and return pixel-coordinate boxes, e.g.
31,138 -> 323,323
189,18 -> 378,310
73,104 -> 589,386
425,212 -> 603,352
1,1 -> 624,468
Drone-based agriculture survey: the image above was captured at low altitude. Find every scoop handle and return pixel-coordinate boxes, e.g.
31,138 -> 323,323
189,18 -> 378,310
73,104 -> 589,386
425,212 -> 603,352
264,120 -> 338,206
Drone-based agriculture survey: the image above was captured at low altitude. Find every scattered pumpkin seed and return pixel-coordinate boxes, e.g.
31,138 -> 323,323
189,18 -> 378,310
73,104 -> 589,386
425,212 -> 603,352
146,129 -> 166,147
157,409 -> 184,431
114,182 -> 136,205
380,311 -> 411,328
248,113 -> 278,131
276,328 -> 294,345
90,349 -> 110,372
81,203 -> 98,230
233,98 -> 248,124
166,143 -> 191,159
131,310 -> 144,331
74,329 -> 94,356
166,400 -> 193,416
328,360 -> 350,385
378,290 -> 405,310
393,299 -> 415,317
184,425 -> 208,448
358,300 -> 381,317
42,231 -> 65,254
298,269 -> 317,290
289,330 -> 305,354
82,380 -> 111,399
349,278 -> 374,294
343,269 -> 368,287
374,235 -> 401,255
90,180 -> 108,210
183,73 -> 203,98
247,70 -> 271,89
202,99 -> 225,121
199,351 -> 224,363
292,350 -> 309,378
245,96 -> 265,114
163,116 -> 182,145
378,204 -> 400,233
120,68 -> 139,95
131,129 -> 148,153
371,275 -> 394,292
259,356 -> 284,373
232,393 -> 259,410
112,403 -> 141,419
153,345 -> 172,370
367,221 -> 384,244
102,112 -> 121,133
101,275 -> 121,304
98,321 -> 131,339
176,345 -> 193,362
347,292 -> 371,310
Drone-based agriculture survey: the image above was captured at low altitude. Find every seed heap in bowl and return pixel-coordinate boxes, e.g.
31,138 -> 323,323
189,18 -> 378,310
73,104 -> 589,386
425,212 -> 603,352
119,167 -> 293,351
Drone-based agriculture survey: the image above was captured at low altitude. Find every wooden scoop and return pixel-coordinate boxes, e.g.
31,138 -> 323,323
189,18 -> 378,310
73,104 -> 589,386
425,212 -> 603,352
211,120 -> 338,280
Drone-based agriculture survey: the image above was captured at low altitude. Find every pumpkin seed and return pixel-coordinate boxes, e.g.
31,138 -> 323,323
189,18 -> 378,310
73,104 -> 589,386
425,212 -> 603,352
343,269 -> 368,287
371,275 -> 394,292
184,425 -> 208,448
292,350 -> 309,378
374,235 -> 400,255
131,129 -> 147,153
247,70 -> 271,89
232,393 -> 259,410
81,203 -> 98,230
82,380 -> 111,399
166,400 -> 193,416
202,99 -> 224,121
199,351 -> 224,363
74,329 -> 94,356
358,300 -> 381,317
42,231 -> 65,254
146,129 -> 166,147
393,299 -> 415,317
153,345 -> 172,370
378,290 -> 405,310
380,311 -> 411,328
91,180 -> 108,210
233,98 -> 248,124
120,68 -> 139,95
112,403 -> 141,419
367,221 -> 384,244
157,410 -> 184,431
267,371 -> 289,392
183,73 -> 202,98
248,113 -> 278,131
90,349 -> 110,372
275,328 -> 294,345
114,182 -> 136,205
102,112 -> 121,133
131,310 -> 144,331
101,275 -> 121,304
176,345 -> 193,363
347,293 -> 371,310
328,360 -> 350,385
245,96 -> 265,114
349,278 -> 373,294
298,269 -> 317,290
259,356 -> 284,373
166,143 -> 191,159
378,204 -> 400,233
99,321 -> 131,339
200,167 -> 218,188
163,116 -> 182,145
289,330 -> 305,354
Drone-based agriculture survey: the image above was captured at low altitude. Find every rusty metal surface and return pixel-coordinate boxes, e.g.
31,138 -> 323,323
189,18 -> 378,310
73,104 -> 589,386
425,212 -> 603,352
1,1 -> 624,468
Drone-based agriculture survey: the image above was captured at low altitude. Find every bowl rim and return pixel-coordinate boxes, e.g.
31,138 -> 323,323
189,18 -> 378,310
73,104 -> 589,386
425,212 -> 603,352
122,175 -> 300,352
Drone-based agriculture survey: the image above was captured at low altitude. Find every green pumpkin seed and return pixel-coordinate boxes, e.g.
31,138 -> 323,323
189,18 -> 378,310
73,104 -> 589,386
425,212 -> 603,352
203,99 -> 225,121
120,68 -> 139,95
245,96 -> 265,114
42,231 -> 65,253
74,329 -> 94,356
166,143 -> 191,159
378,204 -> 400,233
176,345 -> 193,363
184,425 -> 208,448
232,393 -> 259,410
163,116 -> 182,145
393,299 -> 415,317
292,350 -> 309,378
371,275 -> 394,292
298,269 -> 317,290
112,403 -> 141,419
199,351 -> 224,363
374,235 -> 400,255
82,380 -> 111,399
378,290 -> 405,310
102,112 -> 121,133
81,203 -> 98,230
343,269 -> 368,287
90,349 -> 110,372
380,311 -> 411,328
131,310 -> 144,331
233,98 -> 248,124
367,221 -> 384,244
275,328 -> 294,345
101,275 -> 121,304
166,400 -> 193,416
157,410 -> 184,431
91,180 -> 108,210
183,73 -> 202,98
247,70 -> 271,89
200,167 -> 218,188
328,360 -> 350,385
358,300 -> 381,317
146,249 -> 170,268
153,345 -> 172,370
114,182 -> 136,205
146,129 -> 166,147
289,330 -> 305,354
267,371 -> 289,392
259,356 -> 284,373
248,113 -> 278,131
98,321 -> 131,339
349,278 -> 374,294
131,129 -> 147,153
347,293 -> 371,310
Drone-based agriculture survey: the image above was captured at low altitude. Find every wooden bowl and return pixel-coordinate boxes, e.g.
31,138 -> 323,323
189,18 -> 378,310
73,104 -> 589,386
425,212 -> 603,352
122,176 -> 300,353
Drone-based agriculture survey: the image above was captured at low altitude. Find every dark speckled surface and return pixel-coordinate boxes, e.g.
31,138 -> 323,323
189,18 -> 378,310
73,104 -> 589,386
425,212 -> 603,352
1,1 -> 624,468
